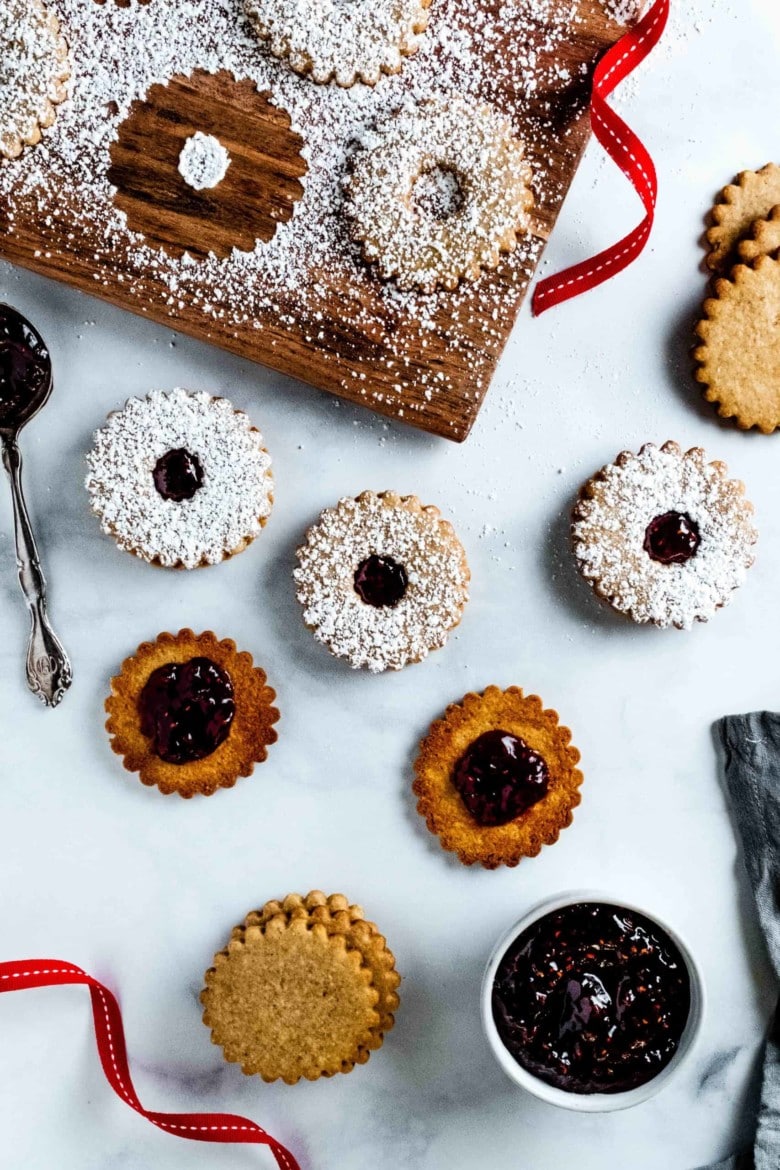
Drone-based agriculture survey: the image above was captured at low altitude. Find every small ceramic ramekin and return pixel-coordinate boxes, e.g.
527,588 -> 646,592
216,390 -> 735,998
480,890 -> 706,1113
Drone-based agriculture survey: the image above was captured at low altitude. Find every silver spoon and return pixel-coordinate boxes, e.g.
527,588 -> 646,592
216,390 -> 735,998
0,304 -> 72,707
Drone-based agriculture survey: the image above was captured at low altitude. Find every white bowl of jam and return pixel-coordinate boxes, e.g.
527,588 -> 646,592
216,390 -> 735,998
481,892 -> 705,1112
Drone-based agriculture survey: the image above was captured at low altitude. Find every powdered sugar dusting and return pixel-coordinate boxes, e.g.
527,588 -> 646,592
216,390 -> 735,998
572,443 -> 758,630
85,388 -> 273,569
294,492 -> 470,671
0,0 -> 70,160
1,0 -> 600,425
244,0 -> 431,86
178,132 -> 231,191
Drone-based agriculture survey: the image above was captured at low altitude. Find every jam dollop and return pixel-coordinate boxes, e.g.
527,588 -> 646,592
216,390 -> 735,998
0,308 -> 50,428
453,730 -> 549,827
492,902 -> 691,1095
354,554 -> 408,608
643,511 -> 700,565
153,447 -> 204,502
138,657 -> 235,764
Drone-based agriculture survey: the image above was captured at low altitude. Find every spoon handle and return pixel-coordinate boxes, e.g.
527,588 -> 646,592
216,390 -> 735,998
1,437 -> 72,707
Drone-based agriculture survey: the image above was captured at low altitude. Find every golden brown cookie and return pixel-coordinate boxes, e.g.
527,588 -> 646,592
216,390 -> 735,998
737,205 -> 780,265
1,0 -> 70,161
203,894 -> 400,1083
413,687 -> 582,870
705,164 -> 780,273
236,892 -> 401,1054
105,629 -> 279,797
694,254 -> 780,432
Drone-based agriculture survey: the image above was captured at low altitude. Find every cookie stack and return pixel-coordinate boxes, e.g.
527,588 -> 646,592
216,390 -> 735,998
695,163 -> 780,433
202,891 -> 400,1083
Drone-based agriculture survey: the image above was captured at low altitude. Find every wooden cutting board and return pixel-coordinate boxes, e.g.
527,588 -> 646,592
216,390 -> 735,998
0,0 -> 627,441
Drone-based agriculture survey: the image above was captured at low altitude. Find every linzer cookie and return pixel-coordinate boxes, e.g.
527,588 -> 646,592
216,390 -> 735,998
294,491 -> 470,672
705,163 -> 780,273
345,97 -> 534,293
0,0 -> 70,161
85,389 -> 274,569
572,442 -> 757,628
413,687 -> 583,869
694,256 -> 780,432
202,893 -> 400,1083
243,0 -> 431,86
737,205 -> 780,265
105,630 -> 279,797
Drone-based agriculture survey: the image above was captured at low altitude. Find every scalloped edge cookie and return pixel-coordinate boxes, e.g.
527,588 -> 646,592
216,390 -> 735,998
1,0 -> 71,161
105,629 -> 279,797
694,253 -> 780,432
705,164 -> 780,273
737,204 -> 780,265
413,686 -> 582,870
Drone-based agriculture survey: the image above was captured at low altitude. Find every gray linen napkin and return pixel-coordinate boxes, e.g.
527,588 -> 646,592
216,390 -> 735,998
698,712 -> 780,1170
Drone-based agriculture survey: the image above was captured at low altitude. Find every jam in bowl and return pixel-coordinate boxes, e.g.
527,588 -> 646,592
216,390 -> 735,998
481,893 -> 705,1111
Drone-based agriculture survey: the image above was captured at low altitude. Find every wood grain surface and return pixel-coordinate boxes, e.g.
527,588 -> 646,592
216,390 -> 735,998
0,1 -> 627,441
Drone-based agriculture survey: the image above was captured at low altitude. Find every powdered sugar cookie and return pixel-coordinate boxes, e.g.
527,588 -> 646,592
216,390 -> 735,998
572,442 -> 757,629
0,0 -> 70,161
694,254 -> 780,433
243,0 -> 430,86
345,98 -> 534,293
294,490 -> 470,672
737,205 -> 780,265
85,389 -> 274,569
705,164 -> 780,273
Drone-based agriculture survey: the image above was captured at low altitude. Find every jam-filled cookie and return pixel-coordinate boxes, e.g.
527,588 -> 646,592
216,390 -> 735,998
105,630 -> 279,797
572,442 -> 757,628
202,891 -> 400,1083
345,97 -> 534,293
413,687 -> 583,869
294,490 -> 470,672
1,0 -> 70,160
243,0 -> 430,87
85,389 -> 274,569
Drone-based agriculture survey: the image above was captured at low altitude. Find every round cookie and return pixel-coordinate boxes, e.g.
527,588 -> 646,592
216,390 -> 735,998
85,389 -> 274,568
105,629 -> 279,797
705,163 -> 780,273
1,0 -> 70,160
572,442 -> 757,627
694,255 -> 780,433
345,97 -> 534,293
203,894 -> 400,1083
243,0 -> 431,87
294,490 -> 470,672
413,687 -> 583,870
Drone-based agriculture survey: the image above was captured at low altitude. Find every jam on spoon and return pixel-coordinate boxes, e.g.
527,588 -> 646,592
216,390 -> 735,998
0,304 -> 72,707
492,901 -> 691,1095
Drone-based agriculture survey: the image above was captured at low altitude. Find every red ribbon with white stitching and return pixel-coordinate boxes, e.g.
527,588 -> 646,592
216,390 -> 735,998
0,959 -> 300,1169
531,0 -> 669,315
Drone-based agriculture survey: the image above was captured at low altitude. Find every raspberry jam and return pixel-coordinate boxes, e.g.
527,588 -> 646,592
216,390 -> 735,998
643,511 -> 700,565
152,448 -> 204,502
138,657 -> 235,764
0,307 -> 50,427
492,902 -> 691,1095
453,730 -> 549,827
354,554 -> 408,608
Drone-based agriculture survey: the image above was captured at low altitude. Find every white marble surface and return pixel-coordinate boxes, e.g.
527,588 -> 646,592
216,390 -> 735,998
1,2 -> 780,1166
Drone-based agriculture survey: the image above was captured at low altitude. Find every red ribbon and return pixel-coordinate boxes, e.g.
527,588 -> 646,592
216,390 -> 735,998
532,0 -> 669,315
0,959 -> 300,1168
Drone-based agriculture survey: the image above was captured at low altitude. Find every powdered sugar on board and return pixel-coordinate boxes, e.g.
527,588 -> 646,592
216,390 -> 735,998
178,132 -> 231,191
0,0 -> 624,431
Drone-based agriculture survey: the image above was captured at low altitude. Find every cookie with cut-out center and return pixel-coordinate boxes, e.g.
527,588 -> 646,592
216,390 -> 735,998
694,254 -> 780,433
705,164 -> 780,273
413,687 -> 582,870
202,900 -> 398,1083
